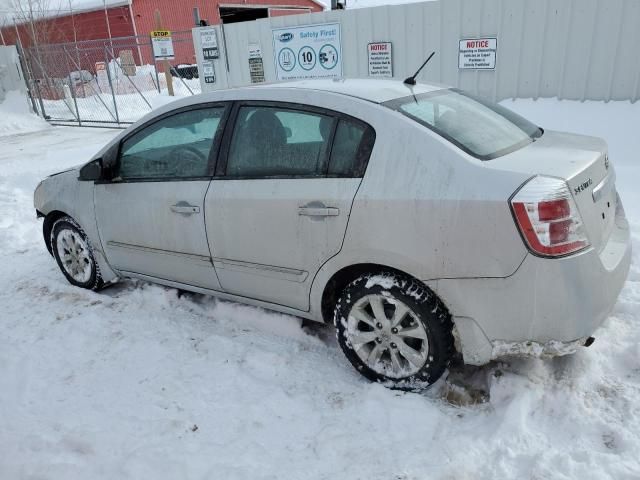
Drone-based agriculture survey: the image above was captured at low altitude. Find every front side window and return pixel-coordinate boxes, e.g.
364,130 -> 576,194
385,89 -> 542,160
226,106 -> 334,177
118,107 -> 226,180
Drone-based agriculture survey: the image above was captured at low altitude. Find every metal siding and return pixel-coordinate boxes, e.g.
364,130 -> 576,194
5,0 -> 637,102
211,0 -> 639,101
616,0 -> 640,102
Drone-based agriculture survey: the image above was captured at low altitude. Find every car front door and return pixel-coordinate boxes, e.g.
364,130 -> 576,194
95,104 -> 228,289
204,102 -> 375,310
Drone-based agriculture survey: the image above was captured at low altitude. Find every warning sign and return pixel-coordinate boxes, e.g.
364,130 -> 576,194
367,42 -> 392,77
458,37 -> 497,70
151,30 -> 174,60
199,27 -> 219,60
248,44 -> 265,84
202,60 -> 215,84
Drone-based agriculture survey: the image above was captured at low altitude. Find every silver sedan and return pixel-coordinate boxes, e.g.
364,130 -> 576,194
34,79 -> 631,388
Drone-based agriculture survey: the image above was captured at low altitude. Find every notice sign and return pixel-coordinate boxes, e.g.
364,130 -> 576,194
272,23 -> 342,80
458,37 -> 497,69
202,60 -> 215,84
199,27 -> 219,60
248,44 -> 265,84
151,30 -> 174,60
367,42 -> 392,77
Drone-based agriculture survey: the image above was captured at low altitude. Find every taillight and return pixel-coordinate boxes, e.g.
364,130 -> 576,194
510,176 -> 590,257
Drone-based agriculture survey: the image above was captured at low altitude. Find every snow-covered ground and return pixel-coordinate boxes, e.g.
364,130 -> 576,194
0,95 -> 639,480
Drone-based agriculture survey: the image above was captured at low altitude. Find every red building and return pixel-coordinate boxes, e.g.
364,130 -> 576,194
1,0 -> 324,65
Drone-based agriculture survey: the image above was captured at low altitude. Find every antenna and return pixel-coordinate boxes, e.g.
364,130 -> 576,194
403,51 -> 436,86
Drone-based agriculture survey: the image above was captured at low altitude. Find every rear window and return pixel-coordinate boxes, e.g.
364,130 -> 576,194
384,89 -> 542,160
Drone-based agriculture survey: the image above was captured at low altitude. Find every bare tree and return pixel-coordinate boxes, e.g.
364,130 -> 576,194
11,0 -> 63,48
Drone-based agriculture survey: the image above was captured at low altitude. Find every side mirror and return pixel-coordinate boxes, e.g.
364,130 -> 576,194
78,158 -> 103,181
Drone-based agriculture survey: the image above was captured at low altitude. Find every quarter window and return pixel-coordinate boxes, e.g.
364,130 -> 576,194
226,106 -> 334,177
328,120 -> 370,176
118,107 -> 225,180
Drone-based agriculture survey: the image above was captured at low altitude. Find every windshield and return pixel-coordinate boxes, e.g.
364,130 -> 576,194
384,89 -> 543,160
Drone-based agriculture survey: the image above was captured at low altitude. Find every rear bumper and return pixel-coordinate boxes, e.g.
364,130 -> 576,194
490,336 -> 593,360
434,200 -> 632,366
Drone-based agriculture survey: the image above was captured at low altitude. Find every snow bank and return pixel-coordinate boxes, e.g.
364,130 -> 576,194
0,98 -> 638,479
0,90 -> 50,137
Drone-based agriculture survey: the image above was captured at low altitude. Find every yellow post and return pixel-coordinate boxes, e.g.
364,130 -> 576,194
154,9 -> 174,96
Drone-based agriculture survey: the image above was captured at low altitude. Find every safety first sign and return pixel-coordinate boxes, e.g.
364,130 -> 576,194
151,30 -> 174,60
458,37 -> 497,69
272,23 -> 342,81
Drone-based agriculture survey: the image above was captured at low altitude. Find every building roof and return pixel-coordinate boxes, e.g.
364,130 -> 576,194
0,0 -> 129,25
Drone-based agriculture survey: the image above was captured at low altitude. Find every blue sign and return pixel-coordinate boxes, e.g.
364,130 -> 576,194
272,23 -> 342,80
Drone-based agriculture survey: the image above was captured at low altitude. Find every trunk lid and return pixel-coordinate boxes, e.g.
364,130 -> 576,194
489,130 -> 616,252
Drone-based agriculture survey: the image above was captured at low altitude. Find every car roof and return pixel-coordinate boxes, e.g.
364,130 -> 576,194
228,78 -> 447,104
133,78 -> 449,135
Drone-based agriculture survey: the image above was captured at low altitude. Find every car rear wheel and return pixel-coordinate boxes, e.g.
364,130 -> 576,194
50,216 -> 103,291
333,272 -> 454,389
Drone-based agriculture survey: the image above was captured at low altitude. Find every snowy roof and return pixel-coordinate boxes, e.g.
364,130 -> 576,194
0,0 -> 438,25
0,0 -> 130,25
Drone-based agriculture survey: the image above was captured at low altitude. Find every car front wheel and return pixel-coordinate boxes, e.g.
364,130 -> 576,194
333,272 -> 454,389
50,216 -> 103,291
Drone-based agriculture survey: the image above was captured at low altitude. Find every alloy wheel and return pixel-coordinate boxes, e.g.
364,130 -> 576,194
345,294 -> 430,379
55,228 -> 93,284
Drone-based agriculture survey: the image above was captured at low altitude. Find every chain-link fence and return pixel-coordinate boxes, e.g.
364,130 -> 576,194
20,31 -> 200,127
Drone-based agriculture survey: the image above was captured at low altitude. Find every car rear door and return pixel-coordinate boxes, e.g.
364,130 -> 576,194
94,104 -> 229,289
204,101 -> 375,310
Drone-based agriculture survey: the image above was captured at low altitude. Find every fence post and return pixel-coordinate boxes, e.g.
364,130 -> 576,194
19,43 -> 47,118
15,41 -> 40,115
62,46 -> 82,126
153,10 -> 174,96
154,63 -> 161,93
67,74 -> 82,126
104,45 -> 121,126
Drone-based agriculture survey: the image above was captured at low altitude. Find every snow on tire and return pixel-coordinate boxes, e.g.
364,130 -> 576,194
333,272 -> 454,389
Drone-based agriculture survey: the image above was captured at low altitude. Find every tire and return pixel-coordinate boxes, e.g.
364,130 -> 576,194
50,216 -> 104,291
333,272 -> 454,389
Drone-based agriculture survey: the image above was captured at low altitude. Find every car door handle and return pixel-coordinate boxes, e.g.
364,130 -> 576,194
298,206 -> 340,217
170,203 -> 201,215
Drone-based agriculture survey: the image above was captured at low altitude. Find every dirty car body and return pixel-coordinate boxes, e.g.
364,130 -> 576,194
34,79 -> 631,386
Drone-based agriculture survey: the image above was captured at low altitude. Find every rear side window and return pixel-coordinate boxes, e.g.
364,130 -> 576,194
385,89 -> 542,160
118,107 -> 225,179
328,119 -> 373,176
226,106 -> 333,177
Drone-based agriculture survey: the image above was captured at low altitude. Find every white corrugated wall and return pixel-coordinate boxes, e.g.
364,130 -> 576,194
0,45 -> 26,102
199,0 -> 640,102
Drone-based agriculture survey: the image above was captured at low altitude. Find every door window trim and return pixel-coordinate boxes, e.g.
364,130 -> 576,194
99,102 -> 231,184
215,100 -> 376,180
